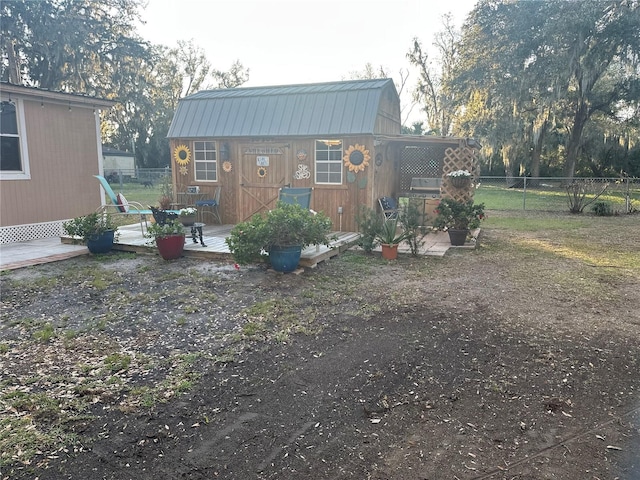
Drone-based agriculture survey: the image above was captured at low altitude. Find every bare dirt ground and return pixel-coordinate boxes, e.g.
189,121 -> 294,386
1,212 -> 640,480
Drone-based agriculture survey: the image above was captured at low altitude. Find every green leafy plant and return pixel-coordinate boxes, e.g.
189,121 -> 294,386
62,212 -> 119,243
592,201 -> 613,216
433,198 -> 486,230
226,202 -> 334,265
399,203 -> 430,256
375,218 -> 409,245
355,206 -> 383,253
144,219 -> 185,245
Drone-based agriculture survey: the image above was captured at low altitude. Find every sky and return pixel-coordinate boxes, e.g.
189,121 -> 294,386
138,0 -> 478,124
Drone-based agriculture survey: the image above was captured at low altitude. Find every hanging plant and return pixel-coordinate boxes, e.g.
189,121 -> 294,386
343,144 -> 370,172
174,144 -> 191,166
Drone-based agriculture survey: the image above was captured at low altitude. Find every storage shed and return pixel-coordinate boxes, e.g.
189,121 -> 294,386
102,146 -> 136,176
167,79 -> 477,232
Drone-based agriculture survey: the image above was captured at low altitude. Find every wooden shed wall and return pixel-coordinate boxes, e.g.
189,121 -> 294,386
171,135 -> 387,232
374,84 -> 402,136
0,99 -> 102,227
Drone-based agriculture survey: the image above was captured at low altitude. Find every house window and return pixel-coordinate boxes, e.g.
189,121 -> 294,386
194,141 -> 217,181
0,100 -> 30,180
315,139 -> 343,184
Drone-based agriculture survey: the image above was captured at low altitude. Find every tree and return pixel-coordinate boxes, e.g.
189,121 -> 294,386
407,13 -> 460,136
1,0 -> 149,94
452,0 -> 640,179
1,1 -> 250,168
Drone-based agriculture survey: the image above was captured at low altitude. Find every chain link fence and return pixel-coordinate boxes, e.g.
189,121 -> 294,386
475,177 -> 640,214
104,170 -> 639,216
103,167 -> 171,189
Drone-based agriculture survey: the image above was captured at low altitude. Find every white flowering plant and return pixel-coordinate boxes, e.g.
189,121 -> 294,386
179,207 -> 197,216
446,169 -> 472,178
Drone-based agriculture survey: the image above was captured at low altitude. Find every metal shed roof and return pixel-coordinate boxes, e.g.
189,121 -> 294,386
167,78 -> 398,139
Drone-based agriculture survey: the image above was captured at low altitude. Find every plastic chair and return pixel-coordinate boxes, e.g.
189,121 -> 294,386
94,175 -> 179,234
278,187 -> 313,209
195,186 -> 221,224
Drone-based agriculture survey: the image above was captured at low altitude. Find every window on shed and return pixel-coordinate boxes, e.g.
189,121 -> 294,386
194,141 -> 217,181
315,139 -> 342,184
0,100 -> 29,179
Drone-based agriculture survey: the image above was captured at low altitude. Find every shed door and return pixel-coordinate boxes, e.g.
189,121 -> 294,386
238,146 -> 289,221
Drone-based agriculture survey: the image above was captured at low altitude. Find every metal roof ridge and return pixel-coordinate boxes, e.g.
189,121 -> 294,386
183,78 -> 393,99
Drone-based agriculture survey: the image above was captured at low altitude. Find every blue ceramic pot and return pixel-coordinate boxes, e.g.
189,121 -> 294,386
86,230 -> 115,254
269,245 -> 302,273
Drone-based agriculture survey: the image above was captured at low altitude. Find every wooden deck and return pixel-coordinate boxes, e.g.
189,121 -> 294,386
64,223 -> 363,268
60,223 -> 475,269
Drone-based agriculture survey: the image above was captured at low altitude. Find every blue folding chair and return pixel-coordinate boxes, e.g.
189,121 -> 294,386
194,186 -> 221,224
378,196 -> 400,220
278,187 -> 313,209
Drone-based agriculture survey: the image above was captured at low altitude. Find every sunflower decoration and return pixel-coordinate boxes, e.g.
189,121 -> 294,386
179,165 -> 188,176
343,144 -> 371,173
257,167 -> 268,178
223,161 -> 233,173
173,144 -> 191,166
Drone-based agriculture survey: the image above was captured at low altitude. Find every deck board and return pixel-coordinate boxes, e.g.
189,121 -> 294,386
61,224 -> 469,267
63,224 -> 363,268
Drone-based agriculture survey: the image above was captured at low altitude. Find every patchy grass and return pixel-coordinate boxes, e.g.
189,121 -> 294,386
0,211 -> 639,477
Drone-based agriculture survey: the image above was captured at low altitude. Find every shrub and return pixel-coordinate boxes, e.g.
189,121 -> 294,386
355,206 -> 383,253
434,198 -> 485,230
226,202 -> 334,265
592,201 -> 613,216
399,203 -> 430,256
62,212 -> 119,243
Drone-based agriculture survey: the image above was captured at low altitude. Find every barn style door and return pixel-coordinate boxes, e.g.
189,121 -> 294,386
238,145 -> 290,221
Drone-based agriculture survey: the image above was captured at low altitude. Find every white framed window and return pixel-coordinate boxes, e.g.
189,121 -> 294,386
194,140 -> 217,181
315,139 -> 342,184
0,99 -> 30,180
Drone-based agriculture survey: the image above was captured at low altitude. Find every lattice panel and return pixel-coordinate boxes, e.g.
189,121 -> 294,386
442,147 -> 479,202
1,221 -> 64,244
399,145 -> 448,193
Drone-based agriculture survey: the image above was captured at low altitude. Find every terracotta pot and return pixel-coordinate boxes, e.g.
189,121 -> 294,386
381,243 -> 399,260
447,229 -> 469,246
156,234 -> 185,260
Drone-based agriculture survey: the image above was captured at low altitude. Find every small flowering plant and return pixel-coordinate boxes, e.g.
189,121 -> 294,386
446,169 -> 472,178
179,207 -> 197,217
433,198 -> 486,230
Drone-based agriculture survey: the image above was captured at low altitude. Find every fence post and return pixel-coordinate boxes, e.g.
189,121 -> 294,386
523,176 -> 527,210
625,177 -> 630,214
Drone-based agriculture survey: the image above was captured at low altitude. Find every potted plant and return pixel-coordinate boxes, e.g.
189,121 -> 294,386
226,201 -> 333,273
446,169 -> 473,189
178,207 -> 197,226
433,198 -> 486,246
375,218 -> 410,260
145,219 -> 185,260
62,212 -> 119,254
